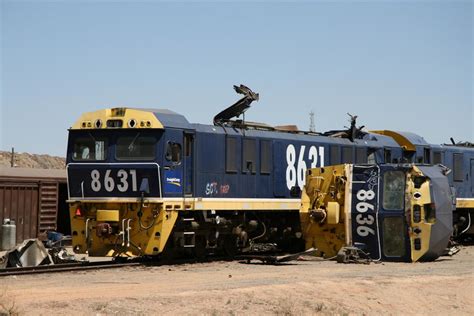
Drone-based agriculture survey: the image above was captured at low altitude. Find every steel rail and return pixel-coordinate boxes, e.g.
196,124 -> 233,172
0,249 -> 313,277
0,256 -> 232,277
0,261 -> 141,277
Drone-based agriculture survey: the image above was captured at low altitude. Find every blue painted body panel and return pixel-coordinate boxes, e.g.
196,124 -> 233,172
434,145 -> 474,198
65,110 -> 474,205
173,125 -> 404,199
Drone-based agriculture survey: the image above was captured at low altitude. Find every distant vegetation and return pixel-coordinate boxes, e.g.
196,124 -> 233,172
0,151 -> 65,169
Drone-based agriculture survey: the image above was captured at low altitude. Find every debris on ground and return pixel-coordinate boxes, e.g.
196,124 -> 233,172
336,246 -> 372,264
0,235 -> 76,268
239,248 -> 317,264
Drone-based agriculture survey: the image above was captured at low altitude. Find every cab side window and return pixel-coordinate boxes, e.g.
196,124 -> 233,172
73,138 -> 107,161
367,149 -> 376,164
384,149 -> 392,163
166,142 -> 182,163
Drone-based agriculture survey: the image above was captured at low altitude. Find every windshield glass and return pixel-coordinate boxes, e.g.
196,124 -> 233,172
383,171 -> 405,210
116,135 -> 156,160
383,217 -> 406,257
73,137 -> 107,161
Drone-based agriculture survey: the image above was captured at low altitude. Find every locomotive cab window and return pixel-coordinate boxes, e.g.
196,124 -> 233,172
383,217 -> 406,257
116,135 -> 156,160
242,138 -> 257,174
367,148 -> 376,164
384,149 -> 392,163
73,137 -> 107,161
403,151 -> 414,163
165,142 -> 182,163
184,134 -> 193,157
423,148 -> 431,164
383,171 -> 405,210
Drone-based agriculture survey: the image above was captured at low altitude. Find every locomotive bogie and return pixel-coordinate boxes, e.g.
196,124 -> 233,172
69,200 -> 304,257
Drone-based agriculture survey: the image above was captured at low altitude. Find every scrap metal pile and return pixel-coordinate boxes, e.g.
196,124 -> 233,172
0,234 -> 75,269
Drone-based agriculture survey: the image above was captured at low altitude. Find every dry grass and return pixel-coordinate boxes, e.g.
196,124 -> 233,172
273,298 -> 343,315
0,287 -> 19,316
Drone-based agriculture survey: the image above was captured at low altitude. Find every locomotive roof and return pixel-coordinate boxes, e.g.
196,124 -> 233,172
148,109 -> 190,129
70,107 -> 415,149
393,131 -> 429,146
430,143 -> 474,152
70,108 -> 191,130
371,130 -> 429,151
192,123 -> 400,148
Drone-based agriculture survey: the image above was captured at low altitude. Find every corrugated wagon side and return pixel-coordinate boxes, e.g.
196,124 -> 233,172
0,167 -> 68,246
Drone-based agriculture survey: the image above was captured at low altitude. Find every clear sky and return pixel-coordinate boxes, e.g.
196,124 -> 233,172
1,0 -> 472,156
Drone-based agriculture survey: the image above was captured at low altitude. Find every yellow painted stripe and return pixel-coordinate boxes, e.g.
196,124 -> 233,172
457,198 -> 474,208
68,197 -> 302,211
193,198 -> 301,211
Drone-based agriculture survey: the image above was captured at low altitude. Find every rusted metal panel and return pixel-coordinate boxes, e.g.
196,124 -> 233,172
0,167 -> 66,244
0,183 -> 39,244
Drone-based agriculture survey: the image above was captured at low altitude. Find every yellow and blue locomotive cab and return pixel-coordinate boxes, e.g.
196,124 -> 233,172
300,164 -> 455,262
67,108 -> 195,256
372,131 -> 474,237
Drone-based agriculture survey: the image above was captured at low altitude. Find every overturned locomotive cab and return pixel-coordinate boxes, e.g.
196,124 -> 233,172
300,164 -> 455,262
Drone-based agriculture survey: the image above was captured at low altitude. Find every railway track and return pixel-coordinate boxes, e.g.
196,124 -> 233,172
0,260 -> 142,277
0,255 -> 236,277
0,248 -> 317,277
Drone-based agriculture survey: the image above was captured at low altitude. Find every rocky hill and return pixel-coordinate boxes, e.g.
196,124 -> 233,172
0,151 -> 65,169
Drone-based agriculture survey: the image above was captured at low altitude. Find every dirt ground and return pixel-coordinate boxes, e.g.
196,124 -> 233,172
1,246 -> 473,316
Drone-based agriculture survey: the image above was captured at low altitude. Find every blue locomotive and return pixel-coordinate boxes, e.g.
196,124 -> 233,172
66,85 -> 473,258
